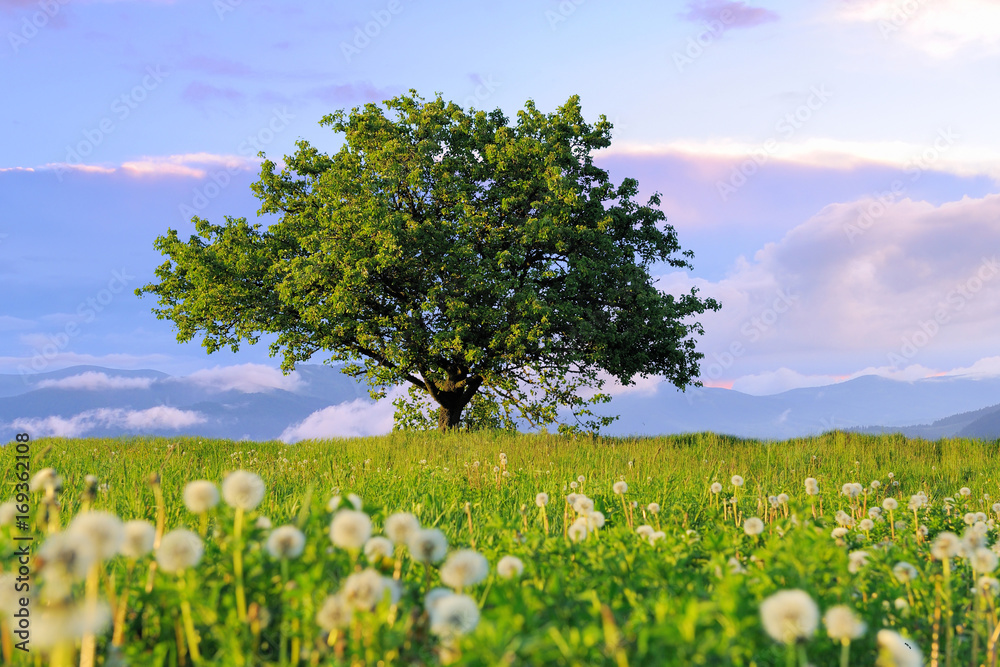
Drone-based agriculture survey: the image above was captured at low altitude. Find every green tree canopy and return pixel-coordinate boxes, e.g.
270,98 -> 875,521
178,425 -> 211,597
137,90 -> 720,434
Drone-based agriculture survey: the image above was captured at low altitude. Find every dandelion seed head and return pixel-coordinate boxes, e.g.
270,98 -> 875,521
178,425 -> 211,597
759,589 -> 819,645
882,498 -> 898,511
342,568 -> 386,611
266,525 -> 306,560
156,529 -> 204,574
67,510 -> 124,561
222,470 -> 265,511
183,480 -> 220,513
364,536 -> 394,563
893,561 -> 918,583
385,512 -> 420,545
440,549 -> 489,590
710,482 -> 723,494
848,550 -> 869,574
636,525 -> 654,538
429,593 -> 480,639
823,605 -> 866,641
568,522 -> 588,542
877,629 -> 922,667
744,517 -> 764,536
535,492 -> 549,508
497,555 -> 524,579
931,531 -> 963,561
731,475 -> 744,488
647,502 -> 660,514
408,528 -> 448,563
859,519 -> 874,532
777,493 -> 789,504
30,468 -> 61,493
613,481 -> 628,495
972,547 -> 998,573
316,594 -> 352,630
329,510 -> 372,550
960,487 -> 972,497
120,520 -> 155,559
979,576 -> 1000,597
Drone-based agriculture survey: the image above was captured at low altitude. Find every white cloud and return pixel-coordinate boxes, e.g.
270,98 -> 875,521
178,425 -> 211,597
39,153 -> 260,180
603,135 -> 1000,182
36,371 -> 155,391
655,193 -> 1000,384
9,407 -> 205,438
838,0 -> 1000,57
280,387 -> 406,442
0,352 -> 172,374
179,364 -> 303,393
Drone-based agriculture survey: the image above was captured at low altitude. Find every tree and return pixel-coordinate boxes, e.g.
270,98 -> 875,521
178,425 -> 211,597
136,90 -> 721,435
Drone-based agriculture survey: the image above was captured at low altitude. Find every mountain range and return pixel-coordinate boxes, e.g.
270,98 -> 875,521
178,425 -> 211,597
2,365 -> 1000,442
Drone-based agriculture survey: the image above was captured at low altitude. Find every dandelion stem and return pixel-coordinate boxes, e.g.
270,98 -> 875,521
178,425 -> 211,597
234,506 -> 248,623
112,560 -> 137,646
839,640 -> 850,667
79,562 -> 100,667
180,581 -> 202,664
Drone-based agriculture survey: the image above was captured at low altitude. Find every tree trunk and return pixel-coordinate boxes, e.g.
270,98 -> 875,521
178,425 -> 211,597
437,404 -> 463,431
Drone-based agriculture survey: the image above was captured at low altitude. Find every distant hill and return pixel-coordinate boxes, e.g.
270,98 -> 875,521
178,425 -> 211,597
3,365 -> 1000,442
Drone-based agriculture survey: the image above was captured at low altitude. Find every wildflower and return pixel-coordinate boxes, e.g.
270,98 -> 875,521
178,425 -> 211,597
568,522 -> 588,542
424,587 -> 453,614
32,600 -> 111,651
156,529 -> 204,574
971,547 -> 998,573
930,532 -> 963,560
882,498 -> 898,511
329,510 -> 372,550
876,629 -> 922,667
586,511 -> 606,530
759,589 -> 819,645
894,598 -> 909,611
429,593 -> 480,639
992,503 -> 1000,514
573,496 -> 594,514
647,502 -> 660,514
120,520 -> 155,559
266,525 -> 306,560
744,517 -> 764,536
842,483 -> 858,498
342,568 -> 388,610
566,493 -> 579,506
868,507 -> 883,520
183,480 -> 219,513
0,501 -> 17,526
67,510 -> 124,561
222,471 -> 265,511
728,556 -> 747,574
497,555 -> 524,579
907,493 -> 927,512
859,519 -> 874,532
385,512 -> 420,545
38,532 -> 96,600
613,481 -> 628,495
978,576 -> 1000,597
636,525 -> 654,538
777,493 -> 789,505
440,549 -> 489,590
823,605 -> 866,641
893,562 -> 918,583
569,481 -> 578,490
316,593 -> 352,630
887,472 -> 894,479
731,475 -> 744,487
831,527 -> 849,538
835,510 -> 855,528
255,516 -> 272,530
535,493 -> 549,507
364,536 -> 394,563
960,487 -> 972,497
711,482 -> 723,494
408,528 -> 448,563
848,550 -> 869,574
29,468 -> 61,493
577,475 -> 585,483
871,480 -> 881,489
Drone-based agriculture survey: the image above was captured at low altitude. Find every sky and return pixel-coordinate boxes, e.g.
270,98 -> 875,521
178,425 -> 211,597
2,0 -> 1000,404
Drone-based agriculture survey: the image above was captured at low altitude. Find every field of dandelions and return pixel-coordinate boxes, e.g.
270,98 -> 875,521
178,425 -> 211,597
3,431 -> 1000,666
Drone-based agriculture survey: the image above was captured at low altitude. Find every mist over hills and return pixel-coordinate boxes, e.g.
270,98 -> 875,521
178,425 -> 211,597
2,365 -> 999,442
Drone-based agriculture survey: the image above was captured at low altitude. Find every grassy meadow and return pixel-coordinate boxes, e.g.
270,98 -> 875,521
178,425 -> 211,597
2,430 -> 1000,666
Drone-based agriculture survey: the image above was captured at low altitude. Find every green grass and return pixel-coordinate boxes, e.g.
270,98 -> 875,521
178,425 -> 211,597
2,430 -> 1000,665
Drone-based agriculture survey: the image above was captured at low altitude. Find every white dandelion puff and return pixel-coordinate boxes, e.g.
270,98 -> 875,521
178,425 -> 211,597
893,562 -> 919,583
711,482 -> 723,494
156,529 -> 204,574
497,555 -> 524,579
731,475 -> 744,488
385,512 -> 420,545
848,550 -> 869,574
535,493 -> 549,507
342,568 -> 387,611
429,593 -> 480,639
440,549 -> 489,590
222,471 -> 265,511
931,532 -> 963,561
823,605 -> 866,641
759,589 -> 819,645
744,517 -> 764,536
408,528 -> 448,563
364,536 -> 394,563
316,594 -> 352,630
329,510 -> 372,550
183,480 -> 220,513
883,498 -> 898,511
613,481 -> 628,495
120,520 -> 155,559
266,525 -> 306,560
67,510 -> 124,561
877,629 -> 922,667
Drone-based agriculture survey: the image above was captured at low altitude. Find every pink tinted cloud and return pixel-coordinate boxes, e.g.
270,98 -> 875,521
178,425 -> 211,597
310,81 -> 399,106
680,1 -> 779,28
181,82 -> 247,105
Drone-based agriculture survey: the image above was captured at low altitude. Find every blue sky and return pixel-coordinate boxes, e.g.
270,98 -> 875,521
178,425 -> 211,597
3,0 -> 1000,400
